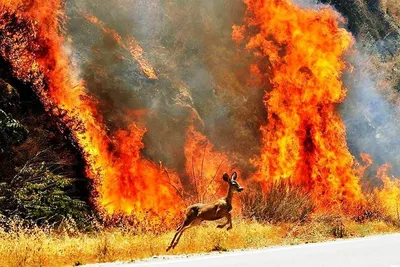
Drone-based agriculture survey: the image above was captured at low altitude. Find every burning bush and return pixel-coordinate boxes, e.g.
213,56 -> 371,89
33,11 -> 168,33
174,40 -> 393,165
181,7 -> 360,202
241,181 -> 315,223
357,191 -> 392,222
184,124 -> 235,203
375,164 -> 400,224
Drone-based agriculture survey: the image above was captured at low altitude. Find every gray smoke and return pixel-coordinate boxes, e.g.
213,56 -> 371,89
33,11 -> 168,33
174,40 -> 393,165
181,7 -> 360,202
64,0 -> 262,181
64,0 -> 400,183
340,42 -> 400,177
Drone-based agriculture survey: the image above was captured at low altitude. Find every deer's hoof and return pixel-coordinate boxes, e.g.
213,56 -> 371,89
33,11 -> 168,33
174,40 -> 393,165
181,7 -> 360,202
166,246 -> 171,252
216,225 -> 225,229
227,226 -> 232,231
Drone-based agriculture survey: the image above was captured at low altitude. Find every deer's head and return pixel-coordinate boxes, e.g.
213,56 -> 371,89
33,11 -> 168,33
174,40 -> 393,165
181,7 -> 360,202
223,172 -> 243,193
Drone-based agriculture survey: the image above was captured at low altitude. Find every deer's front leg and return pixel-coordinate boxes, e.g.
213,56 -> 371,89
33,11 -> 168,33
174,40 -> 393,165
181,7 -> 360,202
216,213 -> 231,229
226,213 -> 232,231
216,222 -> 227,228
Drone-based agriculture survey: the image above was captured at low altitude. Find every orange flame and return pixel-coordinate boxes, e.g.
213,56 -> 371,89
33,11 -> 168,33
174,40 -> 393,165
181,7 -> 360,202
185,125 -> 234,203
234,0 -> 364,213
4,0 -> 399,223
184,125 -> 242,213
356,153 -> 373,178
0,1 -> 182,223
376,164 -> 400,221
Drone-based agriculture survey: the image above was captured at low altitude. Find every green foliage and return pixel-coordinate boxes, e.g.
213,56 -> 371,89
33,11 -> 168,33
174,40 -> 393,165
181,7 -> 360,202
0,161 -> 89,226
0,109 -> 28,153
0,79 -> 91,229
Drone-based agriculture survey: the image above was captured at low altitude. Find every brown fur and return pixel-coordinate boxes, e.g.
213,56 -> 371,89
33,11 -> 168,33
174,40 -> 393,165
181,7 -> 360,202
166,172 -> 243,251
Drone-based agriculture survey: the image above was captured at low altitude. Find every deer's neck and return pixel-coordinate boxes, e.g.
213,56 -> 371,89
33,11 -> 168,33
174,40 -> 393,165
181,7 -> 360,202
224,186 -> 234,206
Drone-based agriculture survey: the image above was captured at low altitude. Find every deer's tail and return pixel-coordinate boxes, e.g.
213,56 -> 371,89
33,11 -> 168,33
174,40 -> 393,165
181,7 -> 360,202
186,205 -> 200,217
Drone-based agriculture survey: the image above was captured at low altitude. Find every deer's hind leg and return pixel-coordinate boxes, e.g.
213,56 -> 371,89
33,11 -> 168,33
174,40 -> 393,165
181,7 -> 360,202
171,218 -> 201,249
166,223 -> 185,252
166,214 -> 199,251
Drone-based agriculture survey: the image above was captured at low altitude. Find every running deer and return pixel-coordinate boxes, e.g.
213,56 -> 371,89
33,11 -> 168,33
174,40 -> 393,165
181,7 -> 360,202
166,172 -> 243,251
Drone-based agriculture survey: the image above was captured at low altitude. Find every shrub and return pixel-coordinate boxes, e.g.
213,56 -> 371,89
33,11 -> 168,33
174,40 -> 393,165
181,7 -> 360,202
0,160 -> 89,227
0,108 -> 28,153
356,191 -> 390,222
241,181 -> 315,223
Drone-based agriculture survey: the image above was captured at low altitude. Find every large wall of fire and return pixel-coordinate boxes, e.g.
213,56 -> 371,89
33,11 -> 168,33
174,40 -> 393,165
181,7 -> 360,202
0,0 -> 399,222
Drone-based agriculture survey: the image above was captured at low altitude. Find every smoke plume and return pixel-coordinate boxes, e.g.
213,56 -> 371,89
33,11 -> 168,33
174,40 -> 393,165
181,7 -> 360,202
65,0 -> 263,181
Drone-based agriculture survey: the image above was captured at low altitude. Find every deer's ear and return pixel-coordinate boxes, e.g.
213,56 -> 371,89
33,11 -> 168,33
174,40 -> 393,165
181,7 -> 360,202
223,173 -> 230,182
231,172 -> 237,181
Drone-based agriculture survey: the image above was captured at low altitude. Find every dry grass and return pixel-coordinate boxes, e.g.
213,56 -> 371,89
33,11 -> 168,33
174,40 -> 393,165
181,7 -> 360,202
0,218 -> 398,267
241,181 -> 315,223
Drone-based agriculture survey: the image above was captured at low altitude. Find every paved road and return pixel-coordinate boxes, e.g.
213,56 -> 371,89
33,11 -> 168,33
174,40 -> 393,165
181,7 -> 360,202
90,234 -> 400,267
